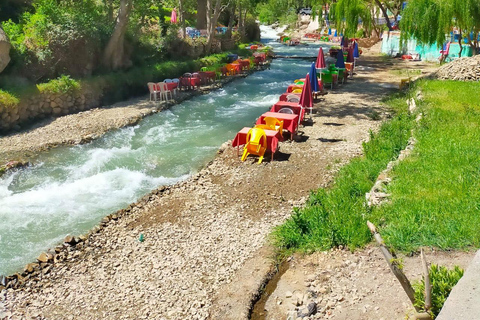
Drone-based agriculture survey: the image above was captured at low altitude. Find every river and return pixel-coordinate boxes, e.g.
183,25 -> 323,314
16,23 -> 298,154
0,26 -> 331,275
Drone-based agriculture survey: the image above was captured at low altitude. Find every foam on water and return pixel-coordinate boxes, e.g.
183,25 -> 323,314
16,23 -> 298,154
0,25 -> 327,275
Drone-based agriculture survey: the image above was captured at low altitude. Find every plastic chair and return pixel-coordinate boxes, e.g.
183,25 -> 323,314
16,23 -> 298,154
292,88 -> 303,94
164,79 -> 173,83
278,107 -> 294,114
264,116 -> 284,133
344,63 -> 353,78
321,72 -> 334,90
440,42 -> 451,63
147,82 -> 159,101
157,82 -> 173,101
286,94 -> 300,103
241,128 -> 267,164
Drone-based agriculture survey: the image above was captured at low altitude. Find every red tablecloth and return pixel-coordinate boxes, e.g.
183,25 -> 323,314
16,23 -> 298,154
239,59 -> 251,70
227,63 -> 241,74
232,127 -> 281,160
256,112 -> 299,136
199,71 -> 216,84
271,102 -> 305,123
286,84 -> 303,93
179,77 -> 200,90
166,82 -> 178,91
279,92 -> 301,102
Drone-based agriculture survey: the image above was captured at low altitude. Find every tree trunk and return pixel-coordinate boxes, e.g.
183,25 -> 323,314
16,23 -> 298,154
102,0 -> 132,70
226,4 -> 236,39
238,3 -> 244,39
458,29 -> 463,57
197,0 -> 207,30
374,0 -> 393,31
179,0 -> 186,39
106,0 -> 114,22
205,0 -> 223,54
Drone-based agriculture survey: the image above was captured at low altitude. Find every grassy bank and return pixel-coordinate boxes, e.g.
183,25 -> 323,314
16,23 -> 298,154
273,79 -> 480,256
272,90 -> 415,255
371,80 -> 480,252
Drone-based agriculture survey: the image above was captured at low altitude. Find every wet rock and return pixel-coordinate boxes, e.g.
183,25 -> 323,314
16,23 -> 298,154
37,252 -> 52,263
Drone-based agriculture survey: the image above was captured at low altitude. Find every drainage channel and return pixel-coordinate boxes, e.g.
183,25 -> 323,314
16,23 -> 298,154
250,260 -> 290,320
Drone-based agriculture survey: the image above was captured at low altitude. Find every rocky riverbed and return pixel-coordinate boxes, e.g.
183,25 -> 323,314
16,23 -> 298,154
0,47 -> 455,320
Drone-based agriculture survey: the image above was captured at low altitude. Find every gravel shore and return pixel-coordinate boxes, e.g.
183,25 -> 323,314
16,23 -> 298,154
0,48 -> 445,320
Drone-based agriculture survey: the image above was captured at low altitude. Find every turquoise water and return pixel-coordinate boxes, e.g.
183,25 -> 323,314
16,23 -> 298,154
0,27 -> 330,275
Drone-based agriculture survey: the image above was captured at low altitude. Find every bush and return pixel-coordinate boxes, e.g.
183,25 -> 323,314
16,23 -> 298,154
413,264 -> 464,317
0,90 -> 20,109
37,75 -> 80,94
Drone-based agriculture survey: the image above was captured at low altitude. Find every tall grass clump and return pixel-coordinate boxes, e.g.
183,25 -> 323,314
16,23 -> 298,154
273,94 -> 414,255
0,90 -> 20,109
372,80 -> 480,252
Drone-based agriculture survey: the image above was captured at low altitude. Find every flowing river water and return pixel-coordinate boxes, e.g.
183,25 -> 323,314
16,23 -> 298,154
0,26 -> 331,275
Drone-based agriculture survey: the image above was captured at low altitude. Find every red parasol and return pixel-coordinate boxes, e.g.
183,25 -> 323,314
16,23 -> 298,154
300,73 -> 313,114
171,8 -> 177,24
315,47 -> 326,69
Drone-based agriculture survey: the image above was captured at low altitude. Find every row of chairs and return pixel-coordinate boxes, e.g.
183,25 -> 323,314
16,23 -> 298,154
147,79 -> 179,102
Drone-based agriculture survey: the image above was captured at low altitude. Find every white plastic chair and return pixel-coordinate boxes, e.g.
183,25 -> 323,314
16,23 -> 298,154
157,82 -> 173,101
286,94 -> 300,103
147,82 -> 159,102
164,79 -> 173,83
278,107 -> 294,114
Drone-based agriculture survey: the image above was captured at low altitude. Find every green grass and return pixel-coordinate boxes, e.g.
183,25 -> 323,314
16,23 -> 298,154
272,93 -> 414,256
274,80 -> 480,256
371,80 -> 480,252
37,75 -> 81,94
0,89 -> 20,110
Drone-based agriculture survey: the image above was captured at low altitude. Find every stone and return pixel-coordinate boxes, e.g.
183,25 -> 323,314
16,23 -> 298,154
0,26 -> 11,73
64,235 -> 76,245
24,263 -> 38,273
285,291 -> 293,298
37,252 -> 50,263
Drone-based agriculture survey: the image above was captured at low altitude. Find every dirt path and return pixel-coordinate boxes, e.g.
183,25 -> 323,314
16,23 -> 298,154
1,47 -> 462,320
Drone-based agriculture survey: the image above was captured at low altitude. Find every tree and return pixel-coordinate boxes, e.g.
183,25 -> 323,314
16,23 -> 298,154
102,0 -> 133,70
330,0 -> 372,37
400,0 -> 480,55
205,0 -> 225,54
197,0 -> 207,30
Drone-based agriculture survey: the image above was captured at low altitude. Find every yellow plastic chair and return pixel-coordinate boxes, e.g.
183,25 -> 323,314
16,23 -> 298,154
241,128 -> 267,163
264,116 -> 283,133
292,88 -> 303,94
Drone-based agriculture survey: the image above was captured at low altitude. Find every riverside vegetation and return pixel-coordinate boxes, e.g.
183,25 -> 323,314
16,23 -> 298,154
273,79 -> 480,256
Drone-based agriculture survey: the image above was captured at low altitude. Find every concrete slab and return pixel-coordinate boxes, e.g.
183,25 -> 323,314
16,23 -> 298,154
437,250 -> 480,320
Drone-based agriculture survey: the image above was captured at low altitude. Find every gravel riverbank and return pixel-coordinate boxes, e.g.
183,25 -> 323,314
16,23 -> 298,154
0,48 -> 445,320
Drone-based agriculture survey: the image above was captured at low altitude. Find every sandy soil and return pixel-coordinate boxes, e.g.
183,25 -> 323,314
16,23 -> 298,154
1,44 -> 469,320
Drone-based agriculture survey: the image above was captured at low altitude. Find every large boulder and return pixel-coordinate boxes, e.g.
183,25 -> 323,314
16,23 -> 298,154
0,26 -> 11,73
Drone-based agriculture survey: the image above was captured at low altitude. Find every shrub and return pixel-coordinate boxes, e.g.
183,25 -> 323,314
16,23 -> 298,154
413,264 -> 464,318
37,75 -> 80,94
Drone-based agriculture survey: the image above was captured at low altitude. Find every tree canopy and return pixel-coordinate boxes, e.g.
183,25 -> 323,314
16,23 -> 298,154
400,0 -> 480,54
